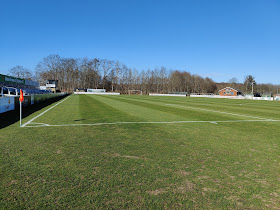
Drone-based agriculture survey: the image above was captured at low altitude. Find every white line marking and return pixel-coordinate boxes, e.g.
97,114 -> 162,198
21,96 -> 71,127
23,119 -> 279,128
26,123 -> 51,127
166,104 -> 272,121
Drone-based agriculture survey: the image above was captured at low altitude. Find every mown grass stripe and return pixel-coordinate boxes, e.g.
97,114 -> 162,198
104,95 -> 280,120
166,104 -> 272,120
23,119 -> 278,127
97,95 -> 262,122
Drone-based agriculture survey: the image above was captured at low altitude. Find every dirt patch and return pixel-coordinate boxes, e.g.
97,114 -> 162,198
174,180 -> 196,193
264,192 -> 280,208
92,167 -> 100,175
8,180 -> 18,185
270,192 -> 280,197
226,195 -> 241,201
197,176 -> 210,179
113,153 -> 147,160
175,170 -> 191,176
147,188 -> 167,195
255,179 -> 270,186
203,187 -> 217,192
225,195 -> 245,207
56,150 -> 62,154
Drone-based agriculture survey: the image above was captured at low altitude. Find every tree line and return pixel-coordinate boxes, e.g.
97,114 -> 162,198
18,54 -> 217,94
8,54 -> 280,95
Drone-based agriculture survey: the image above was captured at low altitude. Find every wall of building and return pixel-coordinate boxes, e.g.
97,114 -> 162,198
219,88 -> 238,96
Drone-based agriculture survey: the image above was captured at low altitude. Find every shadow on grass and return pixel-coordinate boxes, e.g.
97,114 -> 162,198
73,119 -> 86,121
0,94 -> 70,129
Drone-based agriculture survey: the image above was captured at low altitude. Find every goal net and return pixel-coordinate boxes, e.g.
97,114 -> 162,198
128,90 -> 143,95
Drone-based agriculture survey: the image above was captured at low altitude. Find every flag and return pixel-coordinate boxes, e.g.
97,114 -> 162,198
19,89 -> 24,102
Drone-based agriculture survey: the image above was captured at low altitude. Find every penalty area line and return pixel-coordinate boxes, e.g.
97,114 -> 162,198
21,95 -> 71,128
166,104 -> 273,121
23,119 -> 280,128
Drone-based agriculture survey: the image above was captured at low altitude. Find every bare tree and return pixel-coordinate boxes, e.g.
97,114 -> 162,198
109,61 -> 122,91
9,65 -> 33,80
100,59 -> 114,90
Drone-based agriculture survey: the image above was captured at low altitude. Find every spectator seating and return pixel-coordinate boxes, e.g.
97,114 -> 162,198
0,83 -> 52,97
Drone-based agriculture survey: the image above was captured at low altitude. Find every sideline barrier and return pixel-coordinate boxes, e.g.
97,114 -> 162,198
251,97 -> 273,101
190,95 -> 245,99
0,97 -> 15,113
149,93 -> 186,97
190,94 -> 275,101
275,96 -> 280,101
74,92 -> 120,95
0,93 -> 67,114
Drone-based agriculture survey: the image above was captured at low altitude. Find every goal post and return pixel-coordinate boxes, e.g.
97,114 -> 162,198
128,90 -> 143,95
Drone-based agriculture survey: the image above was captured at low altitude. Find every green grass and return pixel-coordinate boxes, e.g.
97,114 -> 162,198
1,94 -> 280,209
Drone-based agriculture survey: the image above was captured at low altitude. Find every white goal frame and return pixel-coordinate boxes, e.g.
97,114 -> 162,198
128,90 -> 143,95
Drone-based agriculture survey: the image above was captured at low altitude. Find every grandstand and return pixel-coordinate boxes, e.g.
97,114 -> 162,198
0,74 -> 62,114
0,74 -> 51,97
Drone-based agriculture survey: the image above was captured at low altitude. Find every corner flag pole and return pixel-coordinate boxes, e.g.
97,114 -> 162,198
19,89 -> 24,127
20,100 -> 22,126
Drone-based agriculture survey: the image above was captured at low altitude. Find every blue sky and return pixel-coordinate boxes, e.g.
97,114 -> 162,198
0,0 -> 279,84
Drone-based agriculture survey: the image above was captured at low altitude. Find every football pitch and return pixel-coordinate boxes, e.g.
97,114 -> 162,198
1,94 -> 280,208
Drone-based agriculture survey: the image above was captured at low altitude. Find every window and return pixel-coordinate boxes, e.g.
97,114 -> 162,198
231,92 -> 234,95
223,92 -> 225,94
226,88 -> 230,94
3,87 -> 8,94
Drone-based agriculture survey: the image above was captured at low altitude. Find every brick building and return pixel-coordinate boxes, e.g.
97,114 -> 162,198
218,87 -> 242,96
